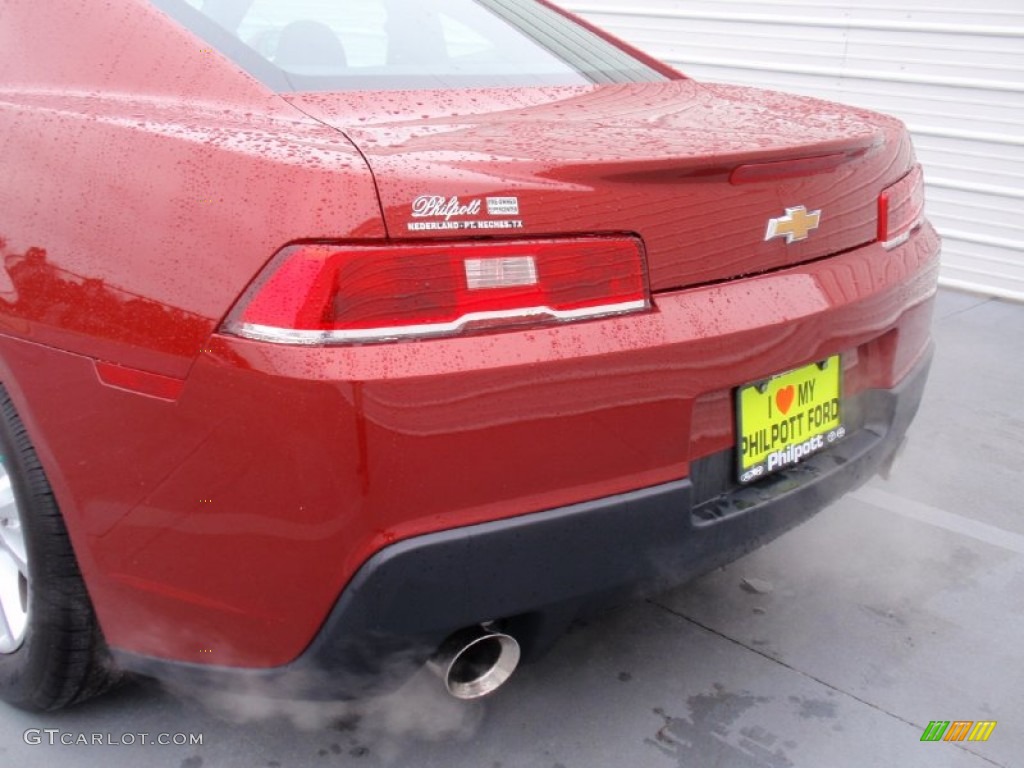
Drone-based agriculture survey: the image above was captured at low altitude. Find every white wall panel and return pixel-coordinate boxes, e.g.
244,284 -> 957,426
563,0 -> 1024,300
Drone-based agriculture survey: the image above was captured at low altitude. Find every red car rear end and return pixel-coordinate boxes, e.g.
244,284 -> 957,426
0,0 -> 937,708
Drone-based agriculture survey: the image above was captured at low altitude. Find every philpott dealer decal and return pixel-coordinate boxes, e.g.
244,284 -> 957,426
408,195 -> 524,231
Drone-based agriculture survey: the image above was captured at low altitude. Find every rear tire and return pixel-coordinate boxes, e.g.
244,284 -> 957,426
0,387 -> 119,710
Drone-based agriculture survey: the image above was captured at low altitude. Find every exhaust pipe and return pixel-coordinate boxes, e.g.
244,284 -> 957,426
428,625 -> 521,700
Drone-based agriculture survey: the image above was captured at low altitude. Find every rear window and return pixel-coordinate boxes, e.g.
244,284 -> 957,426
150,0 -> 668,91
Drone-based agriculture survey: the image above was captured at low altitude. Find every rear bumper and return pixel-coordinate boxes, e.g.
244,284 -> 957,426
114,346 -> 931,698
4,221 -> 938,673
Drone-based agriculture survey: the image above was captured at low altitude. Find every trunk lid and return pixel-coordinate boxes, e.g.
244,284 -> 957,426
285,80 -> 913,292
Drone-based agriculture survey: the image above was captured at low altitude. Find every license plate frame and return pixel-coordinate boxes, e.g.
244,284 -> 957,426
736,355 -> 846,484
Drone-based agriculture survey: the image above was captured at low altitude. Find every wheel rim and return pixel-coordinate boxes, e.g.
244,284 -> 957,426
0,462 -> 29,654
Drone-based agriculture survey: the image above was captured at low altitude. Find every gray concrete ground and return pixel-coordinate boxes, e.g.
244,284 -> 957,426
1,288 -> 1021,768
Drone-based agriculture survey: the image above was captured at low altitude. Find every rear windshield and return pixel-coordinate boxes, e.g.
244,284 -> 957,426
149,0 -> 669,91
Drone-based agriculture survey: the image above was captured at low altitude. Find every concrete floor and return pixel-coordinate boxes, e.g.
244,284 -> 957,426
1,289 -> 1021,768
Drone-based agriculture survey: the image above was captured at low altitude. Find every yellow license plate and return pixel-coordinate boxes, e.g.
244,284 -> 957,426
736,355 -> 845,484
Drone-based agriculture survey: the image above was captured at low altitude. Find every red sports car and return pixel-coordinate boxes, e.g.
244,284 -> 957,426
0,0 -> 938,709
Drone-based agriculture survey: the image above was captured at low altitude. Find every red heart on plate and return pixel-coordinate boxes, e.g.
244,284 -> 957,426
776,385 -> 795,415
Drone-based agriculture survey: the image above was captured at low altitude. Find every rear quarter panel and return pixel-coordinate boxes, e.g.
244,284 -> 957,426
0,0 -> 384,648
0,0 -> 384,377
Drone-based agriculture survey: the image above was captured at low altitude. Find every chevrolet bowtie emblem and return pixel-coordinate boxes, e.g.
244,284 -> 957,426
765,206 -> 822,244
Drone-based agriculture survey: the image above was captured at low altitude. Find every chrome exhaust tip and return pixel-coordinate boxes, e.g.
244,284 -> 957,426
428,625 -> 521,700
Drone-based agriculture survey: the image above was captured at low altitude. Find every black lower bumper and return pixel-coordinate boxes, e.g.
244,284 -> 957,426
115,348 -> 932,698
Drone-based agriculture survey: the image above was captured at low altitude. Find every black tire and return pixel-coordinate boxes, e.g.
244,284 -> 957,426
0,387 -> 119,710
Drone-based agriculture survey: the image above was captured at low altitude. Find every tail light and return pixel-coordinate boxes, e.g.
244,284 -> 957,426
222,237 -> 650,344
878,165 -> 925,249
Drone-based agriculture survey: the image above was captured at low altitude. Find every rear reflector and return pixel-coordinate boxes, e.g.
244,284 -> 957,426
878,165 -> 925,249
222,237 -> 650,344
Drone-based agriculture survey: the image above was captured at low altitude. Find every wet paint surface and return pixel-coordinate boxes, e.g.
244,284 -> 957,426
0,0 -> 939,675
289,80 -> 912,292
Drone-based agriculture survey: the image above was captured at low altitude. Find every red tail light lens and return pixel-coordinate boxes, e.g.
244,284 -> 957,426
222,237 -> 650,344
878,165 -> 925,249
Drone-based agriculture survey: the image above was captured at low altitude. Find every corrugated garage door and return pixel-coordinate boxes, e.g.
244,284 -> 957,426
562,0 -> 1024,301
